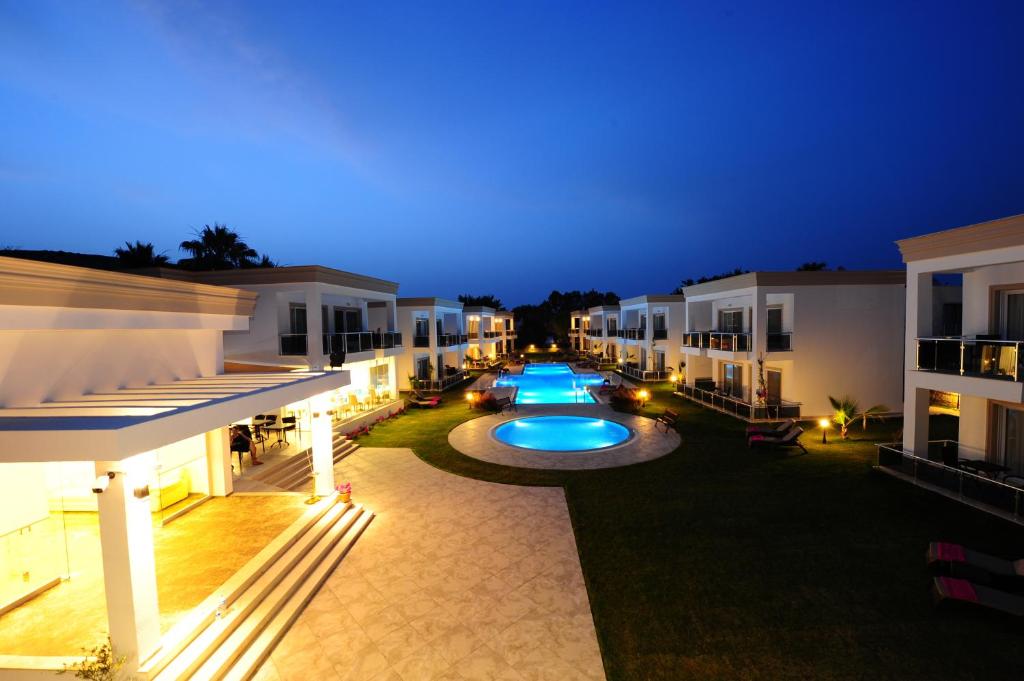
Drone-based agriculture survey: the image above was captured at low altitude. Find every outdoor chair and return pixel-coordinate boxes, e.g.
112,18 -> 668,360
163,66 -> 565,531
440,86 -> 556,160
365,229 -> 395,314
409,391 -> 442,408
655,409 -> 678,433
745,418 -> 795,436
747,426 -> 807,454
932,576 -> 1024,617
927,542 -> 1024,586
493,396 -> 517,413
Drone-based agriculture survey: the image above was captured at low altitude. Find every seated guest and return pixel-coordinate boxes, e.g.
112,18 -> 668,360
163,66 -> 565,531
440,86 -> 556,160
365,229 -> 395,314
230,424 -> 263,466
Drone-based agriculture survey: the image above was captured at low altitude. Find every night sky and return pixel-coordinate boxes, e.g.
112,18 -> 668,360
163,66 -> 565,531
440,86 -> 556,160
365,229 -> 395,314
1,1 -> 1022,306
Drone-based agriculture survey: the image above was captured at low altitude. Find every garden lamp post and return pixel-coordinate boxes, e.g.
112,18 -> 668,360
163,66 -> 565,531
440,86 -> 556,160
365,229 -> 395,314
819,418 -> 829,444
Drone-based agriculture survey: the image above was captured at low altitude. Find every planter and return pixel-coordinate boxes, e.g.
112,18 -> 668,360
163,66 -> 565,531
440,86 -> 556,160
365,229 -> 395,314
339,492 -> 351,503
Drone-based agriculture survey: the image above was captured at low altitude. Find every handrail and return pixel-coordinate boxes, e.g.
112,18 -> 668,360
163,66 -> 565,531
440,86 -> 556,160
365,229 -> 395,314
916,336 -> 1022,382
324,331 -> 403,355
679,383 -> 801,420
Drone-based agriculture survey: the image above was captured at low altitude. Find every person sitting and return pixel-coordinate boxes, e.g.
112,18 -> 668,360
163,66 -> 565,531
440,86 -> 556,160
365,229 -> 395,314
230,424 -> 263,466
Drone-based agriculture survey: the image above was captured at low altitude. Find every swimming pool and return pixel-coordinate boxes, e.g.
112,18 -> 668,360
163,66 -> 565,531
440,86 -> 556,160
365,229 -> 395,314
493,416 -> 631,451
494,362 -> 605,404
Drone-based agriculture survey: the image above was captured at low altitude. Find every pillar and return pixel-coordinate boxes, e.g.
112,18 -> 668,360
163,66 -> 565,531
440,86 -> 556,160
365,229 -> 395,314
902,387 -> 931,456
206,427 -> 233,496
305,286 -> 325,370
311,406 -> 336,497
95,460 -> 161,669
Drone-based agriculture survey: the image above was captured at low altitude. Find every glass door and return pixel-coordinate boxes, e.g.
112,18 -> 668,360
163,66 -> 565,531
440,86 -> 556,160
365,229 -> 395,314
996,405 -> 1024,474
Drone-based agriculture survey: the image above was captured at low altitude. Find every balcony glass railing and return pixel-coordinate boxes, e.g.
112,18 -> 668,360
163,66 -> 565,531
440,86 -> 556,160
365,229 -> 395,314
652,328 -> 668,340
679,384 -> 801,421
916,337 -> 1023,381
438,333 -> 463,347
709,332 -> 751,352
618,328 -> 646,341
767,332 -> 793,352
324,331 -> 403,355
483,330 -> 501,339
413,335 -> 430,347
416,370 -> 468,392
621,365 -> 670,382
280,333 -> 308,355
683,331 -> 709,348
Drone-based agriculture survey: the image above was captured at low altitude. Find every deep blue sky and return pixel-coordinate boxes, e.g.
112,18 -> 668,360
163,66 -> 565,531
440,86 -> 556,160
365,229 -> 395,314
1,1 -> 1023,306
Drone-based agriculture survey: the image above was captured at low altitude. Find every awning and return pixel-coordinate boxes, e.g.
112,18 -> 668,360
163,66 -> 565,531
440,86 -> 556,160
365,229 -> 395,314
0,371 -> 350,462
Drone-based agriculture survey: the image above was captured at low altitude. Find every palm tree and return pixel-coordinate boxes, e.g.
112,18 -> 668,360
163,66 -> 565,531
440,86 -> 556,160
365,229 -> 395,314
179,224 -> 262,270
828,395 -> 888,439
113,241 -> 169,268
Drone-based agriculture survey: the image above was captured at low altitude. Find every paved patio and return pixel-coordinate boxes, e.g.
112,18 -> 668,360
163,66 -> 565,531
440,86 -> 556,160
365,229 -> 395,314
255,448 -> 606,681
448,404 -> 680,470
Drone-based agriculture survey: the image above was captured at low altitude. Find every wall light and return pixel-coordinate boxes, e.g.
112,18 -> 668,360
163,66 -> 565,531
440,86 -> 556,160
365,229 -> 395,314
92,472 -> 115,494
133,484 -> 150,499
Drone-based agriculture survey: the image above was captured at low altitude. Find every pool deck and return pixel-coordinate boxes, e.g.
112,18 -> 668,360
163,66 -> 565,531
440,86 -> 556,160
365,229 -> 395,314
448,404 -> 679,470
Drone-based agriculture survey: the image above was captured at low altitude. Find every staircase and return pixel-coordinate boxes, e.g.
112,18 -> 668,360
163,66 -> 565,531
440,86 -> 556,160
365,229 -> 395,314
137,496 -> 373,681
247,425 -> 360,491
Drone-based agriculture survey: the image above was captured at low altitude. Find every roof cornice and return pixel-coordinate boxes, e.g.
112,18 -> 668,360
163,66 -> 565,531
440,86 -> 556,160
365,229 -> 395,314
683,270 -> 905,296
397,297 -> 463,309
178,265 -> 399,295
0,256 -> 256,317
896,214 -> 1024,263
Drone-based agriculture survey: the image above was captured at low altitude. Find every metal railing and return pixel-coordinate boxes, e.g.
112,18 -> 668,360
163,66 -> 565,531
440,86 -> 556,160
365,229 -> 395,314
709,332 -> 751,352
678,384 -> 801,421
683,331 -> 709,348
280,333 -> 307,355
652,328 -> 668,340
413,335 -> 430,347
877,443 -> 1024,520
618,328 -> 646,341
587,328 -> 605,338
916,337 -> 1023,381
621,365 -> 671,381
438,333 -> 463,347
483,330 -> 502,339
324,331 -> 402,355
767,332 -> 792,351
416,370 -> 468,392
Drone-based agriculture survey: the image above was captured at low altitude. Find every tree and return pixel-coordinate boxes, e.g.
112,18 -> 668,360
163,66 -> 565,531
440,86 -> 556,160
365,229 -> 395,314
828,395 -> 888,439
796,261 -> 828,271
673,268 -> 748,293
458,294 -> 504,310
178,224 -> 274,270
113,241 -> 168,268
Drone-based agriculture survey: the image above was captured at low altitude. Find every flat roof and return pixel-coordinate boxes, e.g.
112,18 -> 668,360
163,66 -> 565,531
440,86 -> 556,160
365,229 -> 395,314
0,256 -> 257,317
896,213 -> 1024,263
618,294 -> 685,306
0,371 -> 349,462
150,265 -> 399,295
397,297 -> 463,309
462,306 -> 496,315
683,270 -> 906,296
587,305 -> 619,313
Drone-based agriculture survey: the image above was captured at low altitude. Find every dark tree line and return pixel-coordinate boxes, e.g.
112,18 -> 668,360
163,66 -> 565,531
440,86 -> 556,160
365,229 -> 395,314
513,289 -> 620,347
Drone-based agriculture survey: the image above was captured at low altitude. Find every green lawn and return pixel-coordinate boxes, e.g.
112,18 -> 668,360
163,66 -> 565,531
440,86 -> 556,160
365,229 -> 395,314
359,384 -> 1024,681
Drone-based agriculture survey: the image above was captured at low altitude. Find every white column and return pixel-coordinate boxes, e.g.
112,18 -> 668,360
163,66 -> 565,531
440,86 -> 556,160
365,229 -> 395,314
95,460 -> 161,669
305,286 -> 325,370
902,386 -> 931,455
750,287 -> 768,358
311,405 -> 335,497
205,427 -> 233,497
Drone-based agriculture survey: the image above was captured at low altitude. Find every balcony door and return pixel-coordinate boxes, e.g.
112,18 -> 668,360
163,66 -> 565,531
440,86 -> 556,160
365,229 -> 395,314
289,304 -> 307,334
414,317 -> 429,337
334,308 -> 362,334
719,309 -> 743,334
993,404 -> 1024,474
766,369 -> 782,405
1001,291 -> 1024,340
721,363 -> 743,398
653,313 -> 666,331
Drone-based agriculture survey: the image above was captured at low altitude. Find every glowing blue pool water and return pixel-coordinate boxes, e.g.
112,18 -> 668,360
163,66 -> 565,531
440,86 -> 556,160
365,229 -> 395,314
494,416 -> 631,451
494,363 -> 605,404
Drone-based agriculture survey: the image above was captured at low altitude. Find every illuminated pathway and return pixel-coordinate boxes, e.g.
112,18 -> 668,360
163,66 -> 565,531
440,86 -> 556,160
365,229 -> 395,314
255,448 -> 605,681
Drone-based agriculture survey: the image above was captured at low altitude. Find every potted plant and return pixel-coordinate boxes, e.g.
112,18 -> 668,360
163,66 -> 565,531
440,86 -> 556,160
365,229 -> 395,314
336,482 -> 352,503
59,637 -> 126,681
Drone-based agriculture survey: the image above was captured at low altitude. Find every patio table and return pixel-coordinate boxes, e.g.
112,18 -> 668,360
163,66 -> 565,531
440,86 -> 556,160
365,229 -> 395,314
262,423 -> 294,447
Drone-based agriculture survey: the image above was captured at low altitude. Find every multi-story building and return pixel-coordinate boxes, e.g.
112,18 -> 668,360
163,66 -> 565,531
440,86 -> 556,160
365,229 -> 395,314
395,297 -> 468,391
493,310 -> 517,357
168,266 -> 404,416
463,306 -> 515,361
0,257 -> 356,677
679,271 -> 905,420
569,309 -> 588,353
613,294 -> 686,381
879,214 -> 1024,523
585,305 -> 620,363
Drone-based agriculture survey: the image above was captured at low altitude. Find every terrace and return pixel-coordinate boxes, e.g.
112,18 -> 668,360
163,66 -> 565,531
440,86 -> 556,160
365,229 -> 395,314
677,382 -> 801,421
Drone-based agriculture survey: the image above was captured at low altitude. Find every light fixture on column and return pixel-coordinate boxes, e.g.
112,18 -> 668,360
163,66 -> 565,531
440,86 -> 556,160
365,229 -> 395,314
133,484 -> 150,499
92,472 -> 116,494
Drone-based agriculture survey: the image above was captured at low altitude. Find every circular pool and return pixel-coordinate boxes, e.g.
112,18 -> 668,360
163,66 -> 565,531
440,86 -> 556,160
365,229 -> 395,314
493,416 -> 631,452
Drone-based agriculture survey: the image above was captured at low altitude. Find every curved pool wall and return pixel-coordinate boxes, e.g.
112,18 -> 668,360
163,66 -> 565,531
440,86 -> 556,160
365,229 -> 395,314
494,363 -> 605,404
493,416 -> 631,451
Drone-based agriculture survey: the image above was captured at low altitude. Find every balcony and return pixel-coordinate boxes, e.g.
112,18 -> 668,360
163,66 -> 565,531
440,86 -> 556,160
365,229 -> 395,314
618,328 -> 645,341
587,329 -> 604,338
877,443 -> 1024,525
767,332 -> 793,352
677,384 -> 800,421
483,330 -> 502,339
279,333 -> 307,355
413,335 -> 430,348
683,331 -> 709,348
438,333 -> 463,347
324,331 -> 403,355
620,365 -> 670,382
652,328 -> 668,340
916,337 -> 1023,381
416,370 -> 468,392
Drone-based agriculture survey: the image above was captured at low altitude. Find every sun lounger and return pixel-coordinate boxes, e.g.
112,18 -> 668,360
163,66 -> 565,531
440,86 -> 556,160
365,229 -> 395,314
932,576 -> 1024,617
745,418 -> 796,436
927,542 -> 1024,585
409,391 -> 442,408
747,426 -> 806,454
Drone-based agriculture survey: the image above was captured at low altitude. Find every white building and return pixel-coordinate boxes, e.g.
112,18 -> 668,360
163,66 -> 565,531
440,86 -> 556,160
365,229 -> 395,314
569,309 -> 588,353
888,215 -> 1024,516
680,271 -> 906,420
169,266 -> 404,416
464,306 -> 516,361
585,305 -> 620,363
613,294 -> 686,381
0,257 -> 357,678
395,297 -> 468,391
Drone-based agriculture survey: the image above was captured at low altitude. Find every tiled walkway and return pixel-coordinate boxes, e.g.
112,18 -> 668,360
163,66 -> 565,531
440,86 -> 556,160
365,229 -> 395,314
255,448 -> 606,681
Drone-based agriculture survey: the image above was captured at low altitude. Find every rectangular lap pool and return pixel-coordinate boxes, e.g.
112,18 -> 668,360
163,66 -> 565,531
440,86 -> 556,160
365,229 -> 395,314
494,362 -> 605,404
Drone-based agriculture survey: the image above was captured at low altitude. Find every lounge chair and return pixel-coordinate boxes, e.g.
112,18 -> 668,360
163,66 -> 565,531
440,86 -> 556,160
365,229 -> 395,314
655,409 -> 678,433
927,542 -> 1024,586
745,418 -> 796,436
409,390 -> 442,408
932,576 -> 1024,617
747,426 -> 807,454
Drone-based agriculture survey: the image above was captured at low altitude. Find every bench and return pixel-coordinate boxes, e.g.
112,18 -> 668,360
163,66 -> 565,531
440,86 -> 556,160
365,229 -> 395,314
494,396 -> 517,413
655,409 -> 678,433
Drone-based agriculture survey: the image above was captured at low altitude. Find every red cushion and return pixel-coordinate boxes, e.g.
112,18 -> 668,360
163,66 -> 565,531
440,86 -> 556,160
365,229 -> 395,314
935,542 -> 966,563
749,434 -> 765,442
938,576 -> 978,602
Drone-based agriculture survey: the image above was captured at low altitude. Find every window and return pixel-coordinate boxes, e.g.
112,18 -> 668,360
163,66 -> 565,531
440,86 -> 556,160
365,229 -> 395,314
721,363 -> 743,398
653,313 -> 666,331
289,304 -> 307,334
654,351 -> 666,371
719,309 -> 743,334
415,356 -> 431,380
1002,292 -> 1024,340
767,307 -> 783,334
607,317 -> 618,334
414,317 -> 430,337
639,313 -> 647,330
372,363 -> 390,389
468,318 -> 480,335
994,405 -> 1024,473
333,308 -> 362,334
